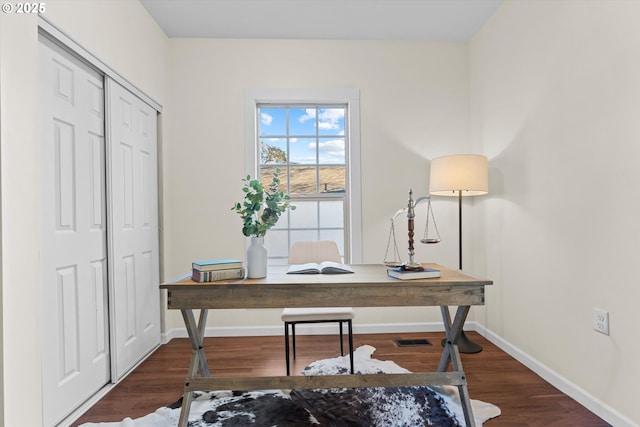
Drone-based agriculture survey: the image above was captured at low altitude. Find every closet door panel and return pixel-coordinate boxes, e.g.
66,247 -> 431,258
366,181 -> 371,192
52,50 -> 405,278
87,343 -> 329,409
107,78 -> 161,380
39,36 -> 110,426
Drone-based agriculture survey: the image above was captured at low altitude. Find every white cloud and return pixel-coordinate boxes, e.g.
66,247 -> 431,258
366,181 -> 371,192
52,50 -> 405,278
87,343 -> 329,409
309,139 -> 345,164
260,112 -> 273,126
318,108 -> 344,130
298,108 -> 315,123
298,108 -> 344,131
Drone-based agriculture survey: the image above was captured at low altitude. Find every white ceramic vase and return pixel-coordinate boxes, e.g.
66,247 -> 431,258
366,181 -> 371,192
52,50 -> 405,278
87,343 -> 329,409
247,236 -> 267,278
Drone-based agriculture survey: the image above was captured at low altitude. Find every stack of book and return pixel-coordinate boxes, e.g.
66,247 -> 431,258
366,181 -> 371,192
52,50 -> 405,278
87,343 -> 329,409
191,259 -> 245,282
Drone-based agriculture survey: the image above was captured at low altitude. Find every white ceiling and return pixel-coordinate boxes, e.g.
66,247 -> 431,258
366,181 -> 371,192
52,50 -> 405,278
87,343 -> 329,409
140,0 -> 502,41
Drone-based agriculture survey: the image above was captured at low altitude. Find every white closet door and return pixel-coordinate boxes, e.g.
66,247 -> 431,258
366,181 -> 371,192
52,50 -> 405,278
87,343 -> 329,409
106,78 -> 161,380
39,36 -> 111,426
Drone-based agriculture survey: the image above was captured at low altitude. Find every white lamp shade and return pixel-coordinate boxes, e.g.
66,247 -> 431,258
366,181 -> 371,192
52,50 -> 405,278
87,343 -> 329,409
429,154 -> 488,197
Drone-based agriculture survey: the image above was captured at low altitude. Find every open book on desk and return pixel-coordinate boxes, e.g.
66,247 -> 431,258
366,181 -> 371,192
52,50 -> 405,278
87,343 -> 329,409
287,261 -> 354,274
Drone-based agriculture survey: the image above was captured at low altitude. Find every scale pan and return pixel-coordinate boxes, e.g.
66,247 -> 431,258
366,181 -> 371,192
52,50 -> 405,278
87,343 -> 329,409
384,261 -> 403,267
420,238 -> 441,244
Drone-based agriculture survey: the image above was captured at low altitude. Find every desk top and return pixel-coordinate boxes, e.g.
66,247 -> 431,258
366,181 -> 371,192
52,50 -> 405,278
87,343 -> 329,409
161,264 -> 491,310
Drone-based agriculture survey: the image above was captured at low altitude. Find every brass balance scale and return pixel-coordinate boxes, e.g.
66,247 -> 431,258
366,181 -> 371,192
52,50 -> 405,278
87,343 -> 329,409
383,189 -> 441,270
384,190 -> 483,354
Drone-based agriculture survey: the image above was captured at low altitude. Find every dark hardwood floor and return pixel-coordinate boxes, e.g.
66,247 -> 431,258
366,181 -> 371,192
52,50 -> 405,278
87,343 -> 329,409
72,332 -> 610,426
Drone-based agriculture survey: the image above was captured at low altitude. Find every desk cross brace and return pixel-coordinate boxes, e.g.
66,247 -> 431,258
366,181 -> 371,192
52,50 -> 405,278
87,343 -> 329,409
178,308 -> 210,426
176,305 -> 476,427
439,305 -> 475,427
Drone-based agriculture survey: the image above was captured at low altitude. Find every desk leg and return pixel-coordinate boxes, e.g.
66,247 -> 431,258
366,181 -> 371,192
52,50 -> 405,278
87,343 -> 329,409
438,306 -> 476,427
178,309 -> 210,427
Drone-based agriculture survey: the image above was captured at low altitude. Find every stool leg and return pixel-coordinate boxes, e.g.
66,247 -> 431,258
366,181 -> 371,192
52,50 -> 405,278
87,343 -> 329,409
348,320 -> 354,374
292,323 -> 297,360
339,321 -> 345,356
284,322 -> 290,376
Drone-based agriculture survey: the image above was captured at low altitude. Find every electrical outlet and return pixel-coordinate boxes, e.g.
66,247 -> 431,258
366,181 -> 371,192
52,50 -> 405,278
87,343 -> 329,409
593,309 -> 609,335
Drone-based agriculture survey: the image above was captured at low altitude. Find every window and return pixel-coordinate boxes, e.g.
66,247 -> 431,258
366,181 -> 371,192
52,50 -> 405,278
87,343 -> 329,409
245,89 -> 362,265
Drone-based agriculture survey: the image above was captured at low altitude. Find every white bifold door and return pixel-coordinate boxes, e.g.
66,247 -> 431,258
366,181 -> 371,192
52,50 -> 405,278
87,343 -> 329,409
39,34 -> 160,426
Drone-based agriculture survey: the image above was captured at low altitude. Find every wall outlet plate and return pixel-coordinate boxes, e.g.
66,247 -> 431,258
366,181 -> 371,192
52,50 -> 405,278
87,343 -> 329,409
593,308 -> 609,335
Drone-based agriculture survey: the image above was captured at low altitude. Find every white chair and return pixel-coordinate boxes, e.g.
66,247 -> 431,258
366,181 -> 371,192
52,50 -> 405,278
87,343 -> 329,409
282,240 -> 355,375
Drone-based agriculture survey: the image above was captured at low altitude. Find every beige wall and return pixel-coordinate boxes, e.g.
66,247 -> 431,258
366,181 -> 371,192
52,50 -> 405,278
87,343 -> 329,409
0,1 -> 167,425
0,11 -> 40,427
470,1 -> 640,425
4,0 -> 636,425
162,38 -> 471,331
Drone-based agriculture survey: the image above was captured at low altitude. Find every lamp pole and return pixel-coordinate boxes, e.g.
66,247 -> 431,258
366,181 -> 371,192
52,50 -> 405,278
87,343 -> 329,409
458,190 -> 463,270
429,154 -> 489,355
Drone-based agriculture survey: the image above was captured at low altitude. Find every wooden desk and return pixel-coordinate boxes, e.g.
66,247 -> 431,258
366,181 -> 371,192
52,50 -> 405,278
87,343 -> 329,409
160,264 -> 491,427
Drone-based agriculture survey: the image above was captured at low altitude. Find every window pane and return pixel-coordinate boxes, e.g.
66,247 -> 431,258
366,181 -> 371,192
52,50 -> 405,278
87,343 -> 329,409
259,107 -> 286,136
319,229 -> 345,258
290,201 -> 318,229
289,166 -> 317,195
260,138 -> 288,164
260,165 -> 288,193
264,229 -> 289,258
319,201 -> 343,228
318,107 -> 345,136
271,209 -> 289,229
291,229 -> 319,244
289,107 -> 316,135
319,166 -> 345,193
290,137 -> 317,164
318,137 -> 345,164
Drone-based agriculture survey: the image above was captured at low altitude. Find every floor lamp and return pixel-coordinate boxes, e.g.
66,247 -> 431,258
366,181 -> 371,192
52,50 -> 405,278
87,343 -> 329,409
429,154 -> 488,354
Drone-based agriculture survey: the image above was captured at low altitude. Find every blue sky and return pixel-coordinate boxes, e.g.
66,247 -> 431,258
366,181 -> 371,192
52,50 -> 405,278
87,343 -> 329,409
259,107 -> 346,164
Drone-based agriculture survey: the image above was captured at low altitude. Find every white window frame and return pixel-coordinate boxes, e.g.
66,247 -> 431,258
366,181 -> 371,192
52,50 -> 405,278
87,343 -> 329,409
245,89 -> 362,263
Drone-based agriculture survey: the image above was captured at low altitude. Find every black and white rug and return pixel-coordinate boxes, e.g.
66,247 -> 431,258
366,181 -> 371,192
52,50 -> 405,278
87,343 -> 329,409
81,345 -> 500,426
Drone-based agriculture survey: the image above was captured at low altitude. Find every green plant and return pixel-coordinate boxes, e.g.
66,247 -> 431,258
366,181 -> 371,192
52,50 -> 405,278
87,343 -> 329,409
232,168 -> 295,237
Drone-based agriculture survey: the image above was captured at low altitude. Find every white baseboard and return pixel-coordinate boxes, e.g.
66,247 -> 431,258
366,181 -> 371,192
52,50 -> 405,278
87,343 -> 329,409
474,323 -> 638,427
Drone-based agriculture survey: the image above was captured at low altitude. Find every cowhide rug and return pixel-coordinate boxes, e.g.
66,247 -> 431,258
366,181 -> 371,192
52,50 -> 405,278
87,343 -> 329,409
80,345 -> 500,427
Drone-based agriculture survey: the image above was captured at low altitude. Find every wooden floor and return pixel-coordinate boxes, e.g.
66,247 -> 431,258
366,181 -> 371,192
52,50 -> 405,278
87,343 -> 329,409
72,332 -> 610,426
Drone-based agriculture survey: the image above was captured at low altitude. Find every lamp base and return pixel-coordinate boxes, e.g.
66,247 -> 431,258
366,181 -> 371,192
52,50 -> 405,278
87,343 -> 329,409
441,331 -> 483,354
